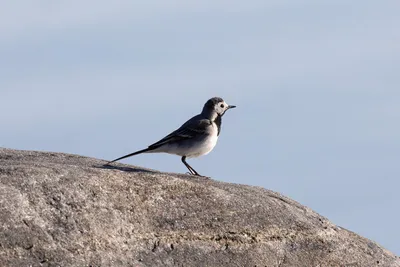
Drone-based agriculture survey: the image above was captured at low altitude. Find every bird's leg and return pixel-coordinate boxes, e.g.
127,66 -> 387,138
181,156 -> 196,175
181,156 -> 201,176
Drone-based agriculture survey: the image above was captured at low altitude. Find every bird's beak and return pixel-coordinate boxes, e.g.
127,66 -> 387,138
228,105 -> 236,109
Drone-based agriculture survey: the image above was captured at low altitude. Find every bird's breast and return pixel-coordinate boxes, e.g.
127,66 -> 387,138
207,130 -> 219,150
185,122 -> 218,158
203,121 -> 219,152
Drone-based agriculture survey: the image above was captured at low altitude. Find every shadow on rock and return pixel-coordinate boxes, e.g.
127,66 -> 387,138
95,163 -> 156,174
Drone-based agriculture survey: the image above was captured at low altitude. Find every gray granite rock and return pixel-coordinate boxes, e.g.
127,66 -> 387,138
0,148 -> 398,267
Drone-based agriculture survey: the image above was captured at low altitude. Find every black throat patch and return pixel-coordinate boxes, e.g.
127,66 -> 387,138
214,115 -> 222,136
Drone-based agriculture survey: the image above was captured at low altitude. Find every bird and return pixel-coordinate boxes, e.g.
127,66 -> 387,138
106,97 -> 236,176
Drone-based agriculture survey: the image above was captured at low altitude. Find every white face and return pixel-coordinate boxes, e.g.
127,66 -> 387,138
214,100 -> 231,116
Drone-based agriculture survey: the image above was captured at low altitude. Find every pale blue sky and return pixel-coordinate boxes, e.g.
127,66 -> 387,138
1,1 -> 399,255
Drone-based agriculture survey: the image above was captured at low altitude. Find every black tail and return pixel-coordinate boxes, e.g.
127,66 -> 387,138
105,147 -> 153,165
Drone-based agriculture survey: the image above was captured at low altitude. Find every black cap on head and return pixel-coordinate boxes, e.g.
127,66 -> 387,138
204,97 -> 224,108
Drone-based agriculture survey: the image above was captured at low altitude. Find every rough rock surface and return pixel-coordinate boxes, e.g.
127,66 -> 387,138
0,148 -> 399,267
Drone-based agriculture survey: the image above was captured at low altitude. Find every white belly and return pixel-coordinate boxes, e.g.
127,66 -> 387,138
195,132 -> 218,157
176,131 -> 218,158
187,121 -> 219,158
152,122 -> 219,158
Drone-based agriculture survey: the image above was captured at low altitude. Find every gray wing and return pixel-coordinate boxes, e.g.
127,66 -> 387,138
148,115 -> 211,149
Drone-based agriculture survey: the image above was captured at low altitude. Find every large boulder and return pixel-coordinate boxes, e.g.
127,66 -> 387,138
0,148 -> 398,266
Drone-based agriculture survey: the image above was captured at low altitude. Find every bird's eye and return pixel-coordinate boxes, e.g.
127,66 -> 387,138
220,104 -> 224,108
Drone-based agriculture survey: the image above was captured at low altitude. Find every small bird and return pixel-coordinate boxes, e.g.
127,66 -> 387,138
106,97 -> 236,176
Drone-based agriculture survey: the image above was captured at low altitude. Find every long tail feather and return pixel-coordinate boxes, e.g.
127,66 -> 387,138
105,147 -> 153,165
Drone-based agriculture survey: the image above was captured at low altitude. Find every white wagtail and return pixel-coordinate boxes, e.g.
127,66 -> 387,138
106,97 -> 236,176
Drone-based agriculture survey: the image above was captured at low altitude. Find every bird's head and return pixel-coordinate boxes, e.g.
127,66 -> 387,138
202,97 -> 236,119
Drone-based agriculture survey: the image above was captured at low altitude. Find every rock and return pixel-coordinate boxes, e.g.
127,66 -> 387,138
0,148 -> 398,267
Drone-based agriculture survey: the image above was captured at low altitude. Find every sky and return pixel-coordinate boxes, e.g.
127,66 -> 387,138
1,0 -> 399,255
